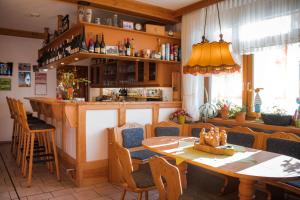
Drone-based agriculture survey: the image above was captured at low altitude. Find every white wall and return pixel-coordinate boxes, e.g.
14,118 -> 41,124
0,35 -> 57,141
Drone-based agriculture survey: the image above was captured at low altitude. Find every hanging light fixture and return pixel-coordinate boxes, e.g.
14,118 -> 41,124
183,2 -> 240,75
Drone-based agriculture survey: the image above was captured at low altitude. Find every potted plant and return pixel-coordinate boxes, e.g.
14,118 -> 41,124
216,100 -> 230,119
261,106 -> 292,126
199,89 -> 218,122
234,105 -> 247,122
169,109 -> 192,124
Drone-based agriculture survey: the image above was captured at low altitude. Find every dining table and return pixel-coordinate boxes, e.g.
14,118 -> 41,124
142,136 -> 300,200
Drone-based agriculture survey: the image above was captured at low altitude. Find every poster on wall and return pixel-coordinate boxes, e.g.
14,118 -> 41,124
18,72 -> 31,87
0,78 -> 11,91
35,72 -> 47,95
18,63 -> 31,71
0,62 -> 13,76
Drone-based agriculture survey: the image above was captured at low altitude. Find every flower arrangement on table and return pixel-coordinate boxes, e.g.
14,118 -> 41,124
169,109 -> 192,124
57,72 -> 89,100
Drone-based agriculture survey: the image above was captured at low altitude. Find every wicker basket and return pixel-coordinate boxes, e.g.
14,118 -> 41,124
261,113 -> 292,126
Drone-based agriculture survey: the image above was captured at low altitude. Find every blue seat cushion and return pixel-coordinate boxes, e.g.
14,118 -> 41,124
191,128 -> 211,137
122,128 -> 144,148
131,163 -> 154,188
155,127 -> 179,137
249,127 -> 275,134
29,123 -> 55,130
227,132 -> 255,148
266,138 -> 300,159
285,180 -> 300,188
130,149 -> 159,160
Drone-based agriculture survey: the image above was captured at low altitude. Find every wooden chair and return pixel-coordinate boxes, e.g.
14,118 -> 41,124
108,123 -> 153,182
262,132 -> 300,197
114,143 -> 156,200
145,121 -> 184,137
6,97 -> 18,154
183,122 -> 216,137
15,99 -> 60,186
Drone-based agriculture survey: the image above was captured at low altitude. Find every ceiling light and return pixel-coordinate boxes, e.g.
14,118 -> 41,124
43,69 -> 48,72
61,62 -> 64,65
74,58 -> 79,61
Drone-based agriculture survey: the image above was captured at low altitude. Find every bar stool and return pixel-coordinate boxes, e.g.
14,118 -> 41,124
16,100 -> 60,186
6,97 -> 18,154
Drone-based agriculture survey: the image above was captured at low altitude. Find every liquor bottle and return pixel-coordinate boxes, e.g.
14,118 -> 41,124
170,44 -> 174,61
130,38 -> 135,56
161,44 -> 166,60
165,43 -> 170,61
88,37 -> 94,53
94,34 -> 100,54
100,33 -> 106,54
126,38 -> 131,56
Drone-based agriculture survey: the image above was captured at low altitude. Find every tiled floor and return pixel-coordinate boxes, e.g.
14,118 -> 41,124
0,144 -> 158,200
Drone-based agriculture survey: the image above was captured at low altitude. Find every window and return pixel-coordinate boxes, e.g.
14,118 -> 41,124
253,43 -> 300,114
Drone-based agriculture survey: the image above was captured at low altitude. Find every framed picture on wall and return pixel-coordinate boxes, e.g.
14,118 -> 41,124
18,72 -> 31,87
122,20 -> 134,30
106,46 -> 119,55
0,62 -> 13,76
18,63 -> 31,71
0,78 -> 11,91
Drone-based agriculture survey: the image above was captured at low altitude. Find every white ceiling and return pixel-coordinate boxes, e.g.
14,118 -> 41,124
0,0 -> 199,33
136,0 -> 200,10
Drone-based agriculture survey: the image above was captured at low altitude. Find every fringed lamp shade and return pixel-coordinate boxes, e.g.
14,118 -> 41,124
183,40 -> 241,75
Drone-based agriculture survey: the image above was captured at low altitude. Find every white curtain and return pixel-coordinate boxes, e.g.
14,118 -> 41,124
182,10 -> 205,121
182,0 -> 300,115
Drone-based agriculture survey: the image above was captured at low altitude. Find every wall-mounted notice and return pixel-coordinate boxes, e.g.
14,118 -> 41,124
35,72 -> 47,95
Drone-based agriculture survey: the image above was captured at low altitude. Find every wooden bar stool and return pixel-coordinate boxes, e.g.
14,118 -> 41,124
16,100 -> 60,187
6,97 -> 18,155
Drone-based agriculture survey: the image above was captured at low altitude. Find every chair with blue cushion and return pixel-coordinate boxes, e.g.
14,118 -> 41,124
263,132 -> 300,197
109,123 -> 159,184
226,126 -> 258,148
146,121 -> 183,137
184,123 -> 216,137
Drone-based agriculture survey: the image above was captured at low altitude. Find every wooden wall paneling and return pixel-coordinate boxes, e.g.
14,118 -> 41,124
152,104 -> 159,124
0,27 -> 45,39
82,159 -> 108,186
174,0 -> 225,17
76,106 -> 86,186
172,71 -> 181,101
64,104 -> 78,128
60,0 -> 179,23
118,104 -> 126,126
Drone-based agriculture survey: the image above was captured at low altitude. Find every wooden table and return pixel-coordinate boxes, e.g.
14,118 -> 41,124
142,136 -> 300,200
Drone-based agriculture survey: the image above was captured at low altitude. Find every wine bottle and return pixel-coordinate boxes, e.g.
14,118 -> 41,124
126,38 -> 131,56
94,34 -> 100,54
130,38 -> 135,56
80,31 -> 88,52
170,44 -> 174,61
100,33 -> 106,54
88,37 -> 94,53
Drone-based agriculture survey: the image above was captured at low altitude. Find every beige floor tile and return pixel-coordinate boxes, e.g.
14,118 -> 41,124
94,185 -> 120,196
0,191 -> 11,200
49,194 -> 76,200
51,188 -> 74,197
27,192 -> 53,200
73,189 -> 101,200
15,186 -> 43,197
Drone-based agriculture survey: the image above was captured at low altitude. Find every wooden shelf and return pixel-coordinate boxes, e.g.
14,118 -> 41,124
82,22 -> 181,41
42,52 -> 181,68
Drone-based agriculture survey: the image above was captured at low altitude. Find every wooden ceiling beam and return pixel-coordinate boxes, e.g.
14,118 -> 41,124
174,0 -> 225,17
60,0 -> 179,23
0,27 -> 45,39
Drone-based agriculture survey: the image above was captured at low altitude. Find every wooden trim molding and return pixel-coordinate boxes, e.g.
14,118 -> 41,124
174,0 -> 225,17
60,0 -> 179,23
0,27 -> 45,39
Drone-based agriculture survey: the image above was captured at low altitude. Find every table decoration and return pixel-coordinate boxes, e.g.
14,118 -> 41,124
194,127 -> 235,156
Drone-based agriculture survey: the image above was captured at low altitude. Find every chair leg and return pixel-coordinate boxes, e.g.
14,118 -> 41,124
120,189 -> 126,200
137,192 -> 143,200
46,133 -> 53,173
145,191 -> 149,200
22,133 -> 29,177
51,130 -> 60,181
17,126 -> 23,166
11,120 -> 16,152
27,133 -> 35,187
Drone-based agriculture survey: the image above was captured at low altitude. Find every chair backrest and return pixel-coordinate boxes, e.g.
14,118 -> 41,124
15,99 -> 30,131
225,126 -> 258,148
6,97 -> 14,119
111,123 -> 146,149
184,123 -> 216,137
264,132 -> 300,159
149,156 -> 182,200
146,121 -> 183,137
114,143 -> 137,189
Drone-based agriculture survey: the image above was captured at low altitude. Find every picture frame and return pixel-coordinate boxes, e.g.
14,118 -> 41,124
0,62 -> 13,76
18,63 -> 31,71
0,78 -> 11,91
122,20 -> 134,30
18,72 -> 31,87
106,46 -> 119,55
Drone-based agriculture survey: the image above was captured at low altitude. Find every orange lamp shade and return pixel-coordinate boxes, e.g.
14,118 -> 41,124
183,41 -> 241,75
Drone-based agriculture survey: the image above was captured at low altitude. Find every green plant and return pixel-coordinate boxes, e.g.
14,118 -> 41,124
199,89 -> 218,122
228,105 -> 247,118
270,106 -> 287,115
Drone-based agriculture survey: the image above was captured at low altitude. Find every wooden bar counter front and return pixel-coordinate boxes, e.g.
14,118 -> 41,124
25,97 -> 181,187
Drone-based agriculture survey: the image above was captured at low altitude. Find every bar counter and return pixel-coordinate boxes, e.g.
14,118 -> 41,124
25,97 -> 181,186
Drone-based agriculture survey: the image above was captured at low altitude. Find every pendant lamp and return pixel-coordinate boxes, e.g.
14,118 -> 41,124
183,2 -> 240,75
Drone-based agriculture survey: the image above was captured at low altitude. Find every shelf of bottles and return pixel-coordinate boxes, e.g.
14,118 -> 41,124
37,25 -> 181,68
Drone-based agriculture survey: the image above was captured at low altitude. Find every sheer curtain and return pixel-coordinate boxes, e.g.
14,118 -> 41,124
182,0 -> 300,117
182,10 -> 205,121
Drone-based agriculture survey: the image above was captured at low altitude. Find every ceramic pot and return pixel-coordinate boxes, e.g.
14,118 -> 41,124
85,8 -> 92,23
220,109 -> 229,119
235,112 -> 246,122
178,115 -> 185,124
